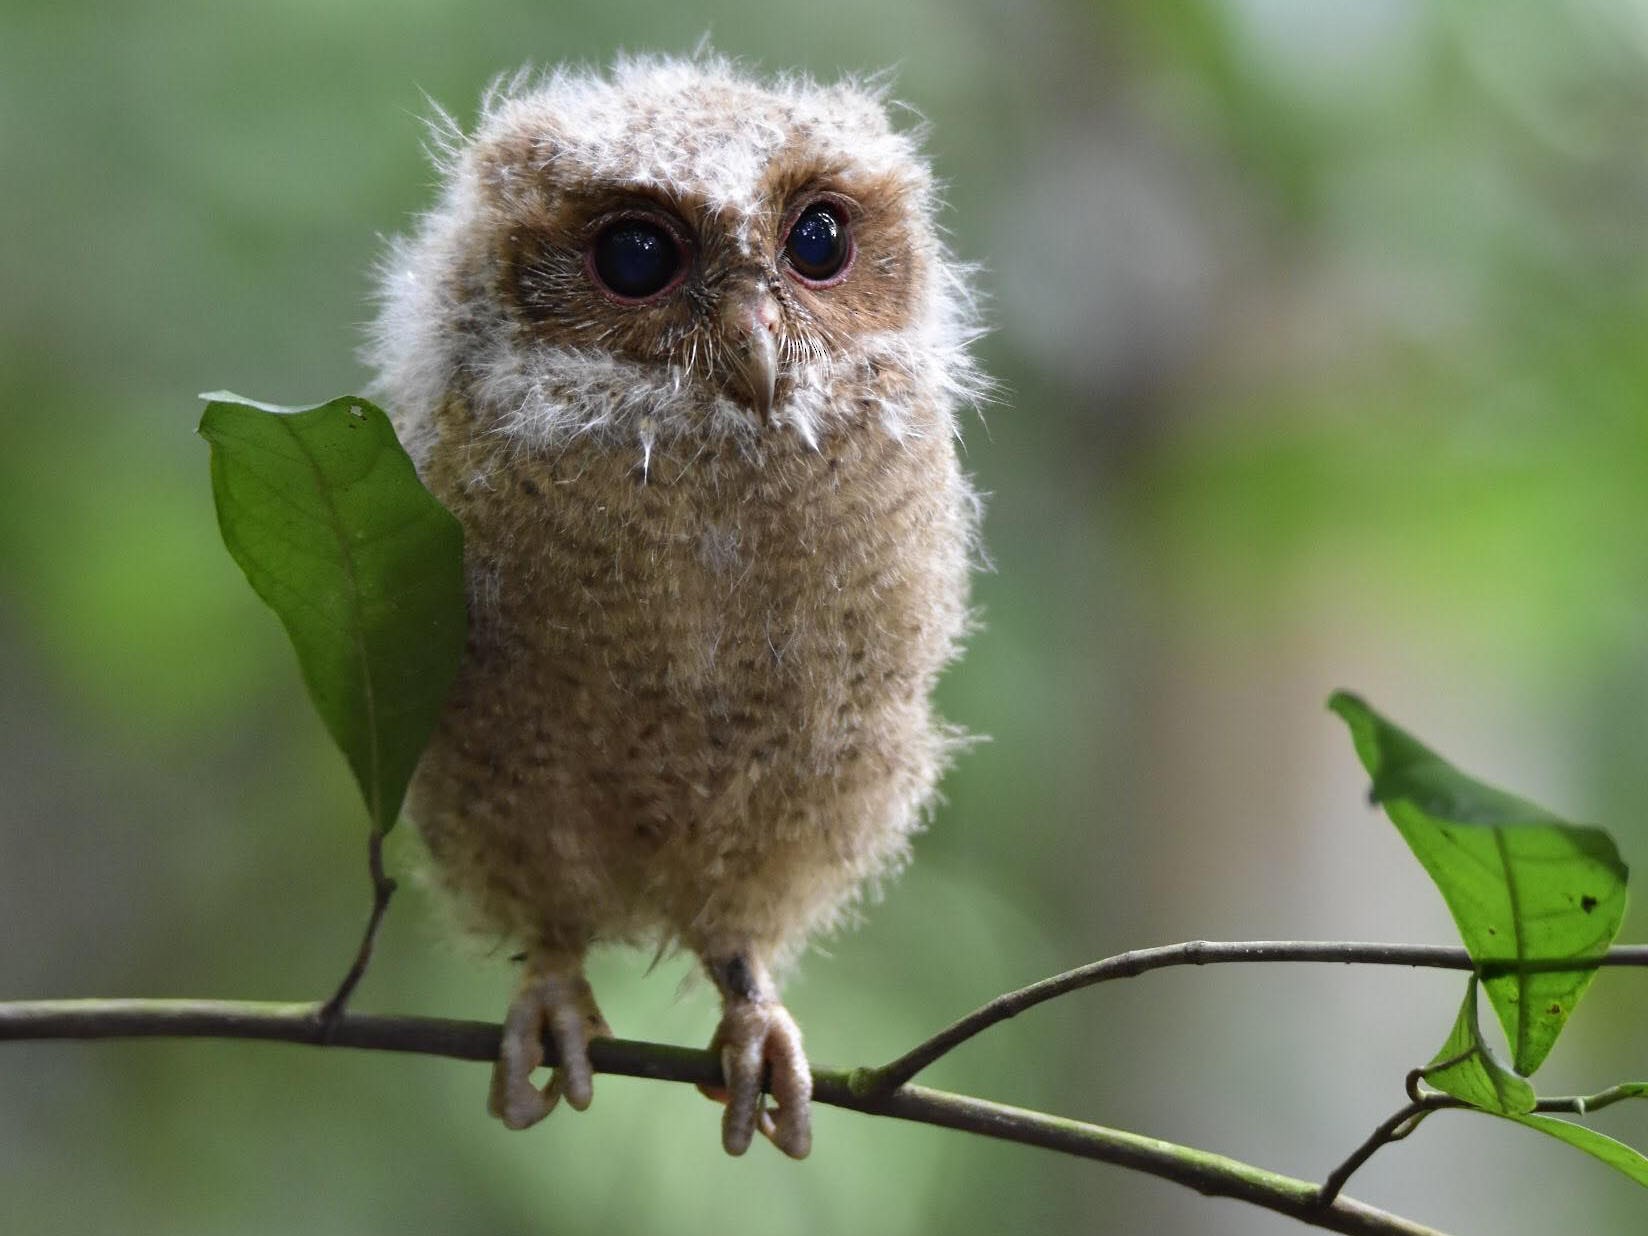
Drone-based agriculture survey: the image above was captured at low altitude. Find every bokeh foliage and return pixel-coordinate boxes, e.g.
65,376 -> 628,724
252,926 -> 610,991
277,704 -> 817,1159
4,2 -> 1648,1234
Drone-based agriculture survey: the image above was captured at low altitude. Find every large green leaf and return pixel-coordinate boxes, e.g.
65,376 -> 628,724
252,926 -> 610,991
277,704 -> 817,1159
1329,691 -> 1627,1074
199,393 -> 465,833
1425,979 -> 1648,1189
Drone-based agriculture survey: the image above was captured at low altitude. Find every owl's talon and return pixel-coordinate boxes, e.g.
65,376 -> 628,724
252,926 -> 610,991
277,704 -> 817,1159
708,998 -> 812,1159
489,967 -> 609,1129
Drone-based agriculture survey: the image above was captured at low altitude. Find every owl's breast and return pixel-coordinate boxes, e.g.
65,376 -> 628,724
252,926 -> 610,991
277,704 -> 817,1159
415,405 -> 973,926
445,412 -> 965,713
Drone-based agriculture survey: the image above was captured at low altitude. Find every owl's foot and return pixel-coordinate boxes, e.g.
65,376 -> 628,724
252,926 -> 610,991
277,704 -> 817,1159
699,953 -> 812,1159
487,959 -> 610,1130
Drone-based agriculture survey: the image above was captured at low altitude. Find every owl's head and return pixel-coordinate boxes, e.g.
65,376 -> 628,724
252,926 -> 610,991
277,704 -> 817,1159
368,54 -> 983,464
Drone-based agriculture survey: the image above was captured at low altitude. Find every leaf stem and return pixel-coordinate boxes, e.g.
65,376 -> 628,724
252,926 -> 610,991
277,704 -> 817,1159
318,828 -> 397,1026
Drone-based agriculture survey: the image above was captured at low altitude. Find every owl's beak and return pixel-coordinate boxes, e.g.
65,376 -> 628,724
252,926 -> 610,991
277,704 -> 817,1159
722,290 -> 781,426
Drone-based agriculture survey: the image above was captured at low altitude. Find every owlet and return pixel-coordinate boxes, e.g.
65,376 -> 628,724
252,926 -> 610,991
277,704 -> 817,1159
367,54 -> 983,1158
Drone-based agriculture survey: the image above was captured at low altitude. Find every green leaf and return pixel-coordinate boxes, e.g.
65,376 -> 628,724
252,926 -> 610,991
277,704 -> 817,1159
199,393 -> 465,834
1427,981 -> 1648,1189
1329,690 -> 1628,1075
1504,1114 -> 1648,1188
1422,979 -> 1535,1114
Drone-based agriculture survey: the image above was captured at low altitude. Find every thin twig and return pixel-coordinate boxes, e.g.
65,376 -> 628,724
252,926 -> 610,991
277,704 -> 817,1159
0,999 -> 1445,1236
1407,1052 -> 1472,1104
1318,1102 -> 1430,1207
1323,1069 -> 1648,1202
1528,1083 -> 1648,1116
318,828 -> 397,1026
858,941 -> 1648,1094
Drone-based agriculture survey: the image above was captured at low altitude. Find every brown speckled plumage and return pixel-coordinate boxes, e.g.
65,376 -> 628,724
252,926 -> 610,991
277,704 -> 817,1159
367,53 -> 984,1158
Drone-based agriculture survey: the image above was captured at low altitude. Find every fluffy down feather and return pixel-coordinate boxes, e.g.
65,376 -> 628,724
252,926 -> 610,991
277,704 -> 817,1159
366,52 -> 985,1158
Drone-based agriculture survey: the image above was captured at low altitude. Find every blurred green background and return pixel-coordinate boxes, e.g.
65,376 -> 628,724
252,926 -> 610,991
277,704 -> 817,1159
4,1 -> 1648,1232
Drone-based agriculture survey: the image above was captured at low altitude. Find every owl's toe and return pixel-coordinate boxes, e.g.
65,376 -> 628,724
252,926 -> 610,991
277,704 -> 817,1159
488,964 -> 609,1129
705,998 -> 812,1159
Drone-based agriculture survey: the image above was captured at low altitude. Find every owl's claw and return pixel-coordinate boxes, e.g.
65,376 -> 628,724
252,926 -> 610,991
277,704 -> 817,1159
701,998 -> 812,1158
488,967 -> 610,1129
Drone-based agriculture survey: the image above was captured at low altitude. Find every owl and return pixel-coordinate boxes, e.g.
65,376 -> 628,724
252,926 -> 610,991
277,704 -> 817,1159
367,54 -> 984,1159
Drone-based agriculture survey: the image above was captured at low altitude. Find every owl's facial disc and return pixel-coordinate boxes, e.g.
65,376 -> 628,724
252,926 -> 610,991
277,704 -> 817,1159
719,284 -> 782,426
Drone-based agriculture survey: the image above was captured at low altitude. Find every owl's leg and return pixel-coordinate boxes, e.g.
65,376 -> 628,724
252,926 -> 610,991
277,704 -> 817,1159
698,950 -> 812,1159
487,949 -> 611,1130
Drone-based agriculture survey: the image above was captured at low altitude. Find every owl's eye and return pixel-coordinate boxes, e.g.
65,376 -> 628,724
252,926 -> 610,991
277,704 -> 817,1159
783,201 -> 853,286
588,217 -> 686,302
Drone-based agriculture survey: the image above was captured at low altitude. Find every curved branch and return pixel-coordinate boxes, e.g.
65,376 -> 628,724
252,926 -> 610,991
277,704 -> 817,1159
0,998 -> 1444,1236
859,941 -> 1648,1093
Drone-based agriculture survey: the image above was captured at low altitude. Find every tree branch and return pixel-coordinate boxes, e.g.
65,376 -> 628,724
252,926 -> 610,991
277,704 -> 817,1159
857,940 -> 1648,1094
12,943 -> 1645,1233
0,997 -> 1444,1236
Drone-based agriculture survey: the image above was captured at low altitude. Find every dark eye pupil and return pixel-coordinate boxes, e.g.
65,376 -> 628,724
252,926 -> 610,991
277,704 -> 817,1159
592,221 -> 680,299
786,204 -> 848,281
